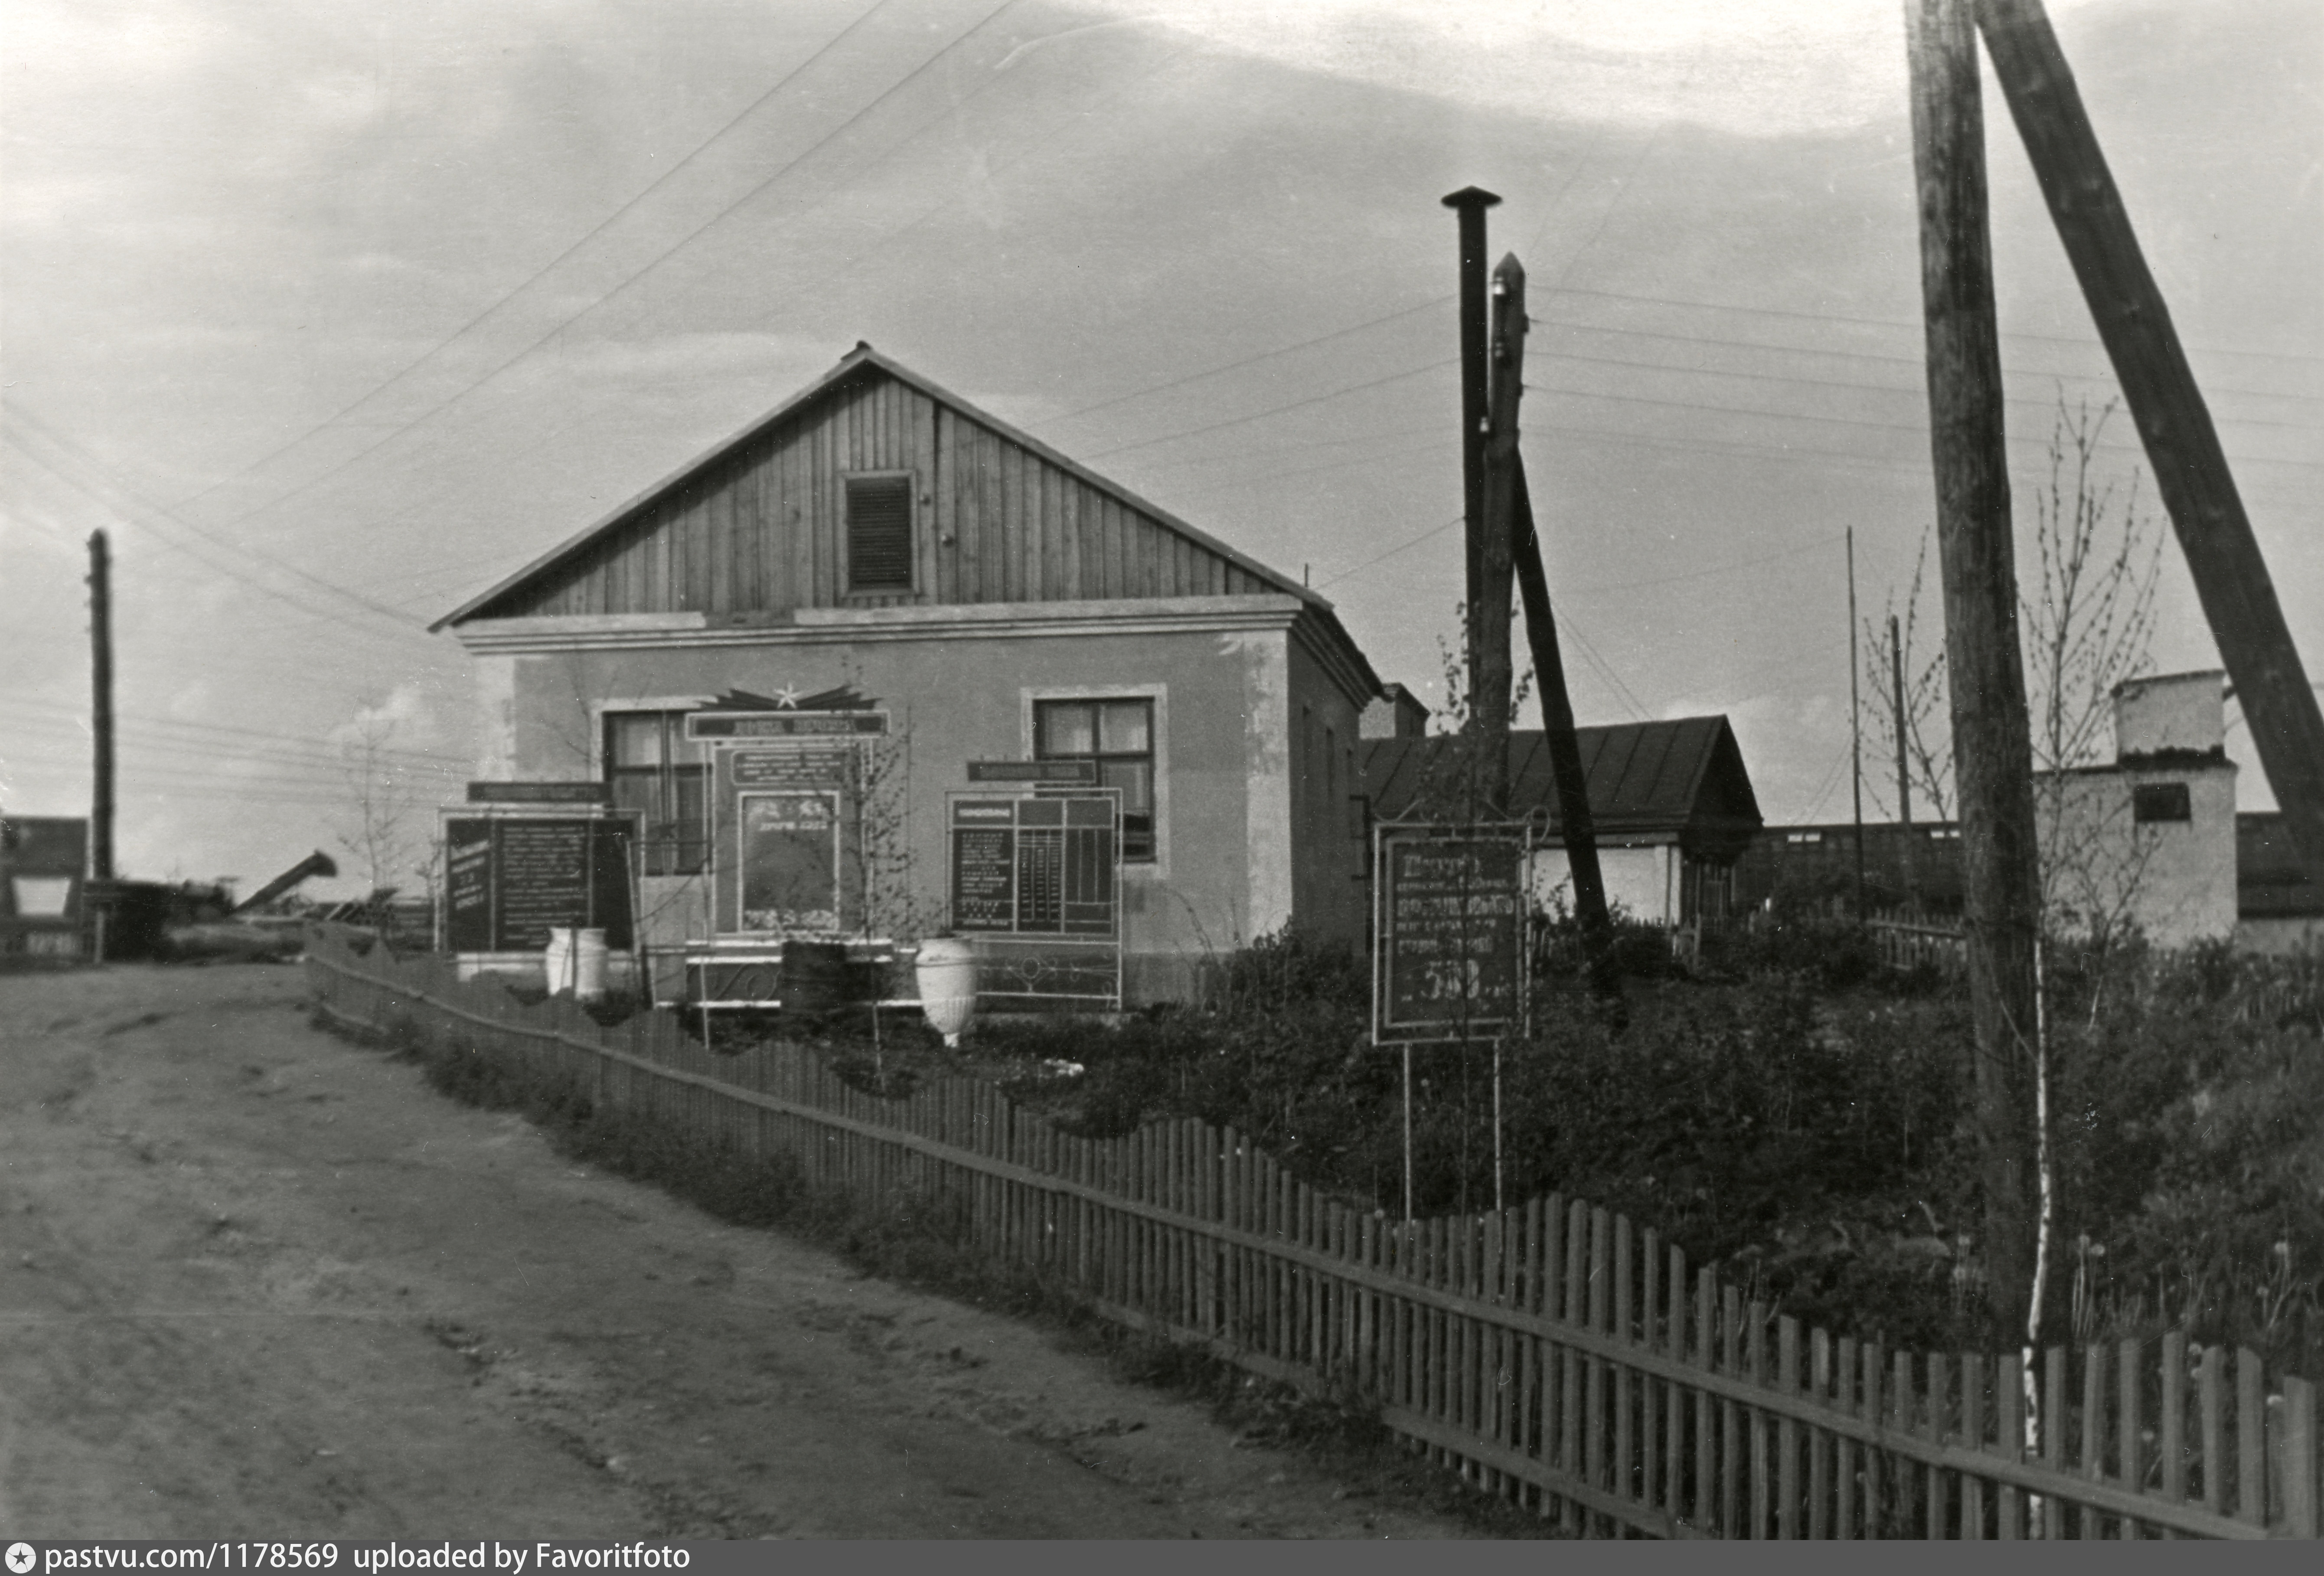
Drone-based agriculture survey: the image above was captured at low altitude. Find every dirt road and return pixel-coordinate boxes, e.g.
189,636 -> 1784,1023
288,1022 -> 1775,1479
0,965 -> 1481,1538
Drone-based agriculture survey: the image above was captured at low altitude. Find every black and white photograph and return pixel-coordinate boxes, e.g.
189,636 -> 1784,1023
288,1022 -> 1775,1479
3,0 -> 2319,1542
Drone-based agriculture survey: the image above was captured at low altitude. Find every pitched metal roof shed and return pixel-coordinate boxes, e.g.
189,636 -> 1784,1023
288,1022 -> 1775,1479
1361,716 -> 1763,861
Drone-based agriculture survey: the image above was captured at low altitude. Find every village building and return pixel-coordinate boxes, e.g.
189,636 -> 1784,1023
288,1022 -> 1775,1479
431,344 -> 1381,1005
1361,716 -> 1764,929
1736,670 -> 2252,951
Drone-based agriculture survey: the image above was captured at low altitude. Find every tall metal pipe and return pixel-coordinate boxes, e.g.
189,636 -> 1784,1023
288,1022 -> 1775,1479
1442,186 -> 1501,723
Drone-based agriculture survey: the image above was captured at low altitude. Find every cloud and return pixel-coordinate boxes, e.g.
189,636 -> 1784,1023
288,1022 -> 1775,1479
1086,0 -> 2135,138
1086,0 -> 1901,136
331,681 -> 441,751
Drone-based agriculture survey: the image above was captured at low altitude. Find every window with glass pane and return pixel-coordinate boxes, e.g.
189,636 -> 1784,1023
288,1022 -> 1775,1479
604,712 -> 708,874
1035,697 -> 1155,860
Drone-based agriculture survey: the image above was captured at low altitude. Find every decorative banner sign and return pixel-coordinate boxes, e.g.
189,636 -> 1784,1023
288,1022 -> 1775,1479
465,781 -> 610,804
948,792 -> 1120,938
965,759 -> 1099,786
731,748 -> 856,789
441,811 -> 637,953
685,710 -> 888,741
1372,828 -> 1527,1043
737,791 -> 841,934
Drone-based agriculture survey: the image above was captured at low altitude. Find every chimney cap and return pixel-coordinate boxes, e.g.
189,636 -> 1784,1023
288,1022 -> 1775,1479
1441,186 -> 1503,209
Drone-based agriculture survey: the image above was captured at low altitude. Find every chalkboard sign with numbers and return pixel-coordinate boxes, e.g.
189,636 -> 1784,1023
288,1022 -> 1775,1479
1371,827 -> 1528,1044
947,792 -> 1120,939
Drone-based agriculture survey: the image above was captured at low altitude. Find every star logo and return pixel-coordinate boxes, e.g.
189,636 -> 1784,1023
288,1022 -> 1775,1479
8,1543 -> 37,1573
771,684 -> 803,710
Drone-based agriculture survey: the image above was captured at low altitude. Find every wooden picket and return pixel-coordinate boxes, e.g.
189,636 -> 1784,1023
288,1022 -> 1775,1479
305,925 -> 2320,1540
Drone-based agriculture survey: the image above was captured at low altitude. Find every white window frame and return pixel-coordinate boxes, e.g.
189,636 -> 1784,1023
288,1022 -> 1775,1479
1020,684 -> 1169,878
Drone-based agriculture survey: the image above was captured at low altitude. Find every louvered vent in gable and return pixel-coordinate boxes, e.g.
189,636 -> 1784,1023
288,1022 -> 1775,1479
846,474 -> 915,592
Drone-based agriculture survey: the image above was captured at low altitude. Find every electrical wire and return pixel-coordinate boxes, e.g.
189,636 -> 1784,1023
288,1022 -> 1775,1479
189,0 -> 1029,541
1081,358 -> 1461,461
161,0 -> 906,522
3,417 -> 428,637
1546,283 -> 2324,373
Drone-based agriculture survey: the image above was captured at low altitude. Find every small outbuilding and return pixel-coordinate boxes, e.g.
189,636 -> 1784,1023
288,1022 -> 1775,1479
1361,717 -> 1764,928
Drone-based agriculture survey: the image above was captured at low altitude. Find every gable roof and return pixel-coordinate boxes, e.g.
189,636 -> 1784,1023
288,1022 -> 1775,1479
432,343 -> 1338,634
1361,716 -> 1763,857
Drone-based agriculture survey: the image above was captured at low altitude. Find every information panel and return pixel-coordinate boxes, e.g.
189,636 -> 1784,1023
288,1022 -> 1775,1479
1372,828 -> 1526,1043
737,791 -> 840,934
947,792 -> 1120,939
441,811 -> 637,953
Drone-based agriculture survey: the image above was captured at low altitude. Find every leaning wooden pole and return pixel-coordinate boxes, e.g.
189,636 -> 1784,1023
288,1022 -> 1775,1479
1907,0 -> 2043,1344
1512,463 -> 1613,963
1493,265 -> 1613,968
1975,0 -> 2324,886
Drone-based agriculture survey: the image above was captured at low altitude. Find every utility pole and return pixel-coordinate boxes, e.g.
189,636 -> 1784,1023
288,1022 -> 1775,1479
88,530 -> 115,883
1443,186 -> 1510,811
1494,260 -> 1611,977
1974,0 -> 2324,889
1893,613 -> 1919,907
1847,528 -> 1867,915
1908,0 -> 2044,1344
1472,246 -> 1522,813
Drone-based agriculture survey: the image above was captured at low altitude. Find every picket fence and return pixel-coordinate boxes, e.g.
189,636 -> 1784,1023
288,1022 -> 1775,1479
1865,916 -> 1970,976
304,925 -> 2318,1540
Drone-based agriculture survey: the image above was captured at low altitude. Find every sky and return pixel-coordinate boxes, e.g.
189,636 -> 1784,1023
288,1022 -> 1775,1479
3,0 -> 2318,897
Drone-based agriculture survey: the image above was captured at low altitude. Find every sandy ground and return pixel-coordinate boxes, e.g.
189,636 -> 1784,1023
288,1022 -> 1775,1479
0,965 -> 1484,1539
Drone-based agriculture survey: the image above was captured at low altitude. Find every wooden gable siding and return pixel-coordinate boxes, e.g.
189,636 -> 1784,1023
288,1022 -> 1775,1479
481,373 -> 1265,620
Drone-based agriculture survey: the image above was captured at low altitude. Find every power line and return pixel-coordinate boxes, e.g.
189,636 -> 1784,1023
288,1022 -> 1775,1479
1545,283 -> 2324,371
1038,297 -> 1456,428
1554,608 -> 1650,723
1566,534 -> 1851,596
1,695 -> 469,767
1082,357 -> 1461,461
1536,341 -> 2319,433
3,415 -> 428,637
162,0 -> 904,523
1798,736 -> 1858,822
1536,312 -> 2324,409
1152,432 -> 1460,506
190,0 -> 1028,541
1522,378 -> 2324,475
1315,515 -> 1464,590
324,6 -> 1183,569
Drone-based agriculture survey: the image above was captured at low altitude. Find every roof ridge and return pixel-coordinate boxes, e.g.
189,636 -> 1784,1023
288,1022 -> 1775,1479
434,343 -> 1333,631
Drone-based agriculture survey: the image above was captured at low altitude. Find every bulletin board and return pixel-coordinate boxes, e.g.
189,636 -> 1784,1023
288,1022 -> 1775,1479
440,808 -> 639,953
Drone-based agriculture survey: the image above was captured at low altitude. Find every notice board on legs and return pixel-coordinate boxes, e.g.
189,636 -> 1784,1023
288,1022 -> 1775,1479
946,789 -> 1122,1011
439,808 -> 639,954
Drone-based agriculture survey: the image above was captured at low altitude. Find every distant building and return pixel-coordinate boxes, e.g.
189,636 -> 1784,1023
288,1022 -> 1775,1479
1740,670 -> 2255,951
432,344 -> 1381,1004
1361,717 -> 1763,928
1360,683 -> 1430,741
